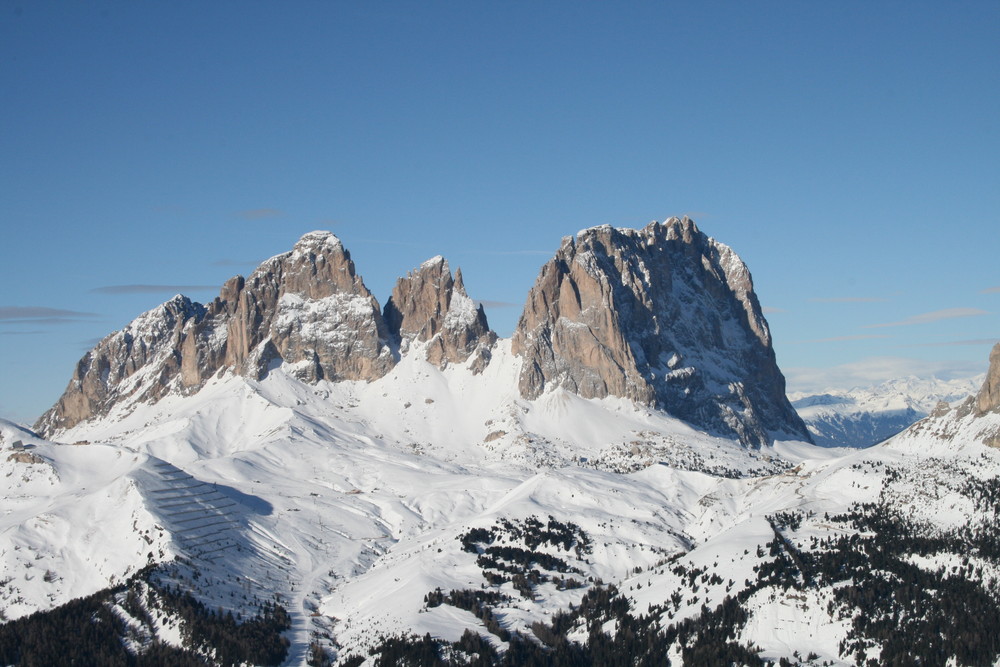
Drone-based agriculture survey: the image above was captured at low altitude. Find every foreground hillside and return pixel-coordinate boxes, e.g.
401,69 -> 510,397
3,342 -> 1000,665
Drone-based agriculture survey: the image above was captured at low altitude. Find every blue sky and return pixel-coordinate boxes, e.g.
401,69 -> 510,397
2,1 -> 998,424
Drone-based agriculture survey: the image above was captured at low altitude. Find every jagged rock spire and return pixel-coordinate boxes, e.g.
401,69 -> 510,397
977,342 -> 1000,415
511,217 -> 810,448
383,256 -> 496,372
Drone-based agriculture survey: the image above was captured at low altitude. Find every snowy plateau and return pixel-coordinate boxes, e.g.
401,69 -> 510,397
2,222 -> 1000,667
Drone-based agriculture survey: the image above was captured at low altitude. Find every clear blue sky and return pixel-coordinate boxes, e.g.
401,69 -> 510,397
2,1 -> 998,424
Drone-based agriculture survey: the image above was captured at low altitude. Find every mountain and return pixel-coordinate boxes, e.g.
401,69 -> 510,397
789,374 -> 985,448
383,255 -> 496,373
512,218 -> 809,448
6,341 -> 1000,665
35,231 -> 398,435
36,220 -> 808,448
977,342 -> 1000,415
7,223 -> 1000,666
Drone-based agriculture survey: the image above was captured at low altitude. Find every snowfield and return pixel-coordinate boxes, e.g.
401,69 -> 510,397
2,341 -> 999,665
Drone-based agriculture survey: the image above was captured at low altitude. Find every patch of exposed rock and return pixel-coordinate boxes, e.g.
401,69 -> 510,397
37,295 -> 216,435
383,256 -> 496,372
256,231 -> 395,384
36,231 -> 395,435
511,217 -> 810,448
977,342 -> 1000,415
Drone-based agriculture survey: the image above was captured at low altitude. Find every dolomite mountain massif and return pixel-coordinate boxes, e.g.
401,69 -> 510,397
512,222 -> 806,447
6,217 -> 1000,666
35,231 -> 491,435
36,218 -> 808,447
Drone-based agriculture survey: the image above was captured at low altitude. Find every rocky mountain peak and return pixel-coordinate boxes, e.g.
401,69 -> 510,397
279,230 -> 363,299
35,222 -> 807,448
36,294 -> 211,435
977,342 -> 1000,415
36,231 -> 396,435
383,256 -> 496,372
512,217 -> 809,448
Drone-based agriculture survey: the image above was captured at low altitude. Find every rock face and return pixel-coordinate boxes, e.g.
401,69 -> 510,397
251,231 -> 395,384
383,256 -> 496,372
977,342 -> 1000,415
37,295 -> 214,436
36,231 -> 395,435
512,217 -> 810,448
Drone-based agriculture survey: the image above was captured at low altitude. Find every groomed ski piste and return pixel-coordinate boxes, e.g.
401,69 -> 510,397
2,338 -> 999,665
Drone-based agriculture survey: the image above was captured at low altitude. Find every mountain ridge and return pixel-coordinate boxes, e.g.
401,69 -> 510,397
4,239 -> 1000,663
5,342 -> 1000,665
789,373 -> 985,448
36,220 -> 809,449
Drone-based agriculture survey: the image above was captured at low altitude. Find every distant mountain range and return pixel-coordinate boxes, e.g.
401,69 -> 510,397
790,374 -> 985,448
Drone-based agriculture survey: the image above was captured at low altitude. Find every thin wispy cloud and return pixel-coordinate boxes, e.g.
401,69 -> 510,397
212,258 -> 261,268
907,338 -> 998,347
90,284 -> 218,295
981,286 -> 1000,294
152,204 -> 190,215
808,297 -> 888,303
0,306 -> 98,324
0,330 -> 45,336
356,238 -> 433,249
762,306 -> 786,314
2,318 -> 92,326
865,307 -> 989,328
472,249 -> 552,256
237,208 -> 285,220
800,334 -> 892,343
784,356 -> 988,394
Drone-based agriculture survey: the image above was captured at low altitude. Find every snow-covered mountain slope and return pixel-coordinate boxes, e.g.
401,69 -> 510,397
1,343 -> 791,660
5,344 -> 1000,665
5,218 -> 998,664
789,374 -> 983,448
320,375 -> 1000,666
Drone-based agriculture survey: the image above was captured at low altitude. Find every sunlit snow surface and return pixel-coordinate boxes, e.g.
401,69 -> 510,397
790,374 -> 984,447
2,340 -> 997,665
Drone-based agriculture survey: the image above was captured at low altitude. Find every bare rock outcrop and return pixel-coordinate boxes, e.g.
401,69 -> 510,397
37,295 -> 217,434
976,342 -> 1000,415
512,217 -> 810,448
260,231 -> 395,383
383,256 -> 496,372
36,231 -> 395,435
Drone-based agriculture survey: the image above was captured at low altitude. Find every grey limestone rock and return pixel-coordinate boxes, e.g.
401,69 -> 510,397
36,231 -> 395,435
976,342 -> 1000,415
511,217 -> 811,448
383,256 -> 496,372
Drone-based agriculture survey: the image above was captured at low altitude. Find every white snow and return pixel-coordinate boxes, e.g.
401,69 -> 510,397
3,352 -> 999,664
